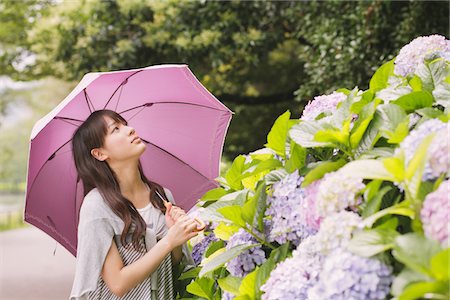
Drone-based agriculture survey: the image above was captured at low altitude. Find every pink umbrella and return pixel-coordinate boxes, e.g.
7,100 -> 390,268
24,64 -> 233,257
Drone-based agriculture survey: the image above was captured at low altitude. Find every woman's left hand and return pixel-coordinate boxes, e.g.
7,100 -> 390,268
164,202 -> 187,228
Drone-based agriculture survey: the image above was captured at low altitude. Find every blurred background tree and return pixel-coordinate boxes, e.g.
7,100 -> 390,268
0,0 -> 448,188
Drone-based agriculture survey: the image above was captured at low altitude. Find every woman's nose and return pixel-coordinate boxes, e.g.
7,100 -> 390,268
128,126 -> 135,135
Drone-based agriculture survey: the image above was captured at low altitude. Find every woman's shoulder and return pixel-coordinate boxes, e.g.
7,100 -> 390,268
79,188 -> 114,220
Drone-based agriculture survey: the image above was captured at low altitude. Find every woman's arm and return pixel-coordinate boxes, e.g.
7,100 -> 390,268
101,216 -> 199,297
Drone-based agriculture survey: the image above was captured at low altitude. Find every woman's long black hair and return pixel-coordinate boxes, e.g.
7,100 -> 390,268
72,109 -> 169,252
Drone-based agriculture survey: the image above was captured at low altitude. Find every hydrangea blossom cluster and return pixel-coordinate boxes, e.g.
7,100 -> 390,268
394,34 -> 450,77
265,170 -> 318,246
301,91 -> 347,122
225,228 -> 266,277
316,170 -> 365,217
262,211 -> 365,299
191,233 -> 219,265
397,119 -> 447,180
426,127 -> 450,180
302,179 -> 323,230
315,211 -> 362,255
308,249 -> 393,300
261,235 -> 324,300
421,180 -> 450,247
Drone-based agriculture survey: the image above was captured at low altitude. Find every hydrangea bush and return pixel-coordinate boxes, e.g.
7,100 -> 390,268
179,35 -> 450,300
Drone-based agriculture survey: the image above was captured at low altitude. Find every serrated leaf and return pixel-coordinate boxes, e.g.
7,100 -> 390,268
285,140 -> 306,173
362,185 -> 392,218
225,155 -> 246,190
362,201 -> 415,228
350,98 -> 380,149
430,248 -> 450,281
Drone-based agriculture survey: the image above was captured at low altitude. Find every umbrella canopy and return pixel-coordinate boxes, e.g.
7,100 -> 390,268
24,64 -> 233,256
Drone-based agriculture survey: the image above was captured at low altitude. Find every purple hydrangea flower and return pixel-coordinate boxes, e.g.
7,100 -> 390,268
426,127 -> 450,180
397,119 -> 447,181
301,91 -> 347,122
308,249 -> 393,300
394,35 -> 450,77
265,170 -> 318,246
192,233 -> 219,265
316,170 -> 365,217
225,228 -> 266,277
261,235 -> 324,300
421,180 -> 450,247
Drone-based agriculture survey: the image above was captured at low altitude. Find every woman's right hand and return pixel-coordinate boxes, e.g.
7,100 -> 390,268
164,215 -> 199,249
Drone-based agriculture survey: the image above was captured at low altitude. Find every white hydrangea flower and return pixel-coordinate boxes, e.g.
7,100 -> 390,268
301,91 -> 347,122
394,34 -> 450,77
316,170 -> 365,217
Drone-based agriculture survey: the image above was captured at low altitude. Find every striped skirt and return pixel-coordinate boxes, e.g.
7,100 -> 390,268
87,235 -> 174,300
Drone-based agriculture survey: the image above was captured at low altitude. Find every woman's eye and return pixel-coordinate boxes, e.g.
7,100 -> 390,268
113,126 -> 119,132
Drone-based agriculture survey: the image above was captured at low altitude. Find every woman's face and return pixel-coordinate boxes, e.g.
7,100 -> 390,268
91,116 -> 146,164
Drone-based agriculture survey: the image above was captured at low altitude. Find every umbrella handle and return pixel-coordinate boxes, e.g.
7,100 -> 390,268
163,200 -> 206,232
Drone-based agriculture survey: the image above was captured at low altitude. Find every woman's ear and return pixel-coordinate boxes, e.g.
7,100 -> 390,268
90,148 -> 108,161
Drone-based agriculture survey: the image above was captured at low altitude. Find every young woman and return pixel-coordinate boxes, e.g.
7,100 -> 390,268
69,109 -> 199,300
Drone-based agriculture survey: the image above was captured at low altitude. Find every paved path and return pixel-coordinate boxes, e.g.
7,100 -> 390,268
0,226 -> 76,300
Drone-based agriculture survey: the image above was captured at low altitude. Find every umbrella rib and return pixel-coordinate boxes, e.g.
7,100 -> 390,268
141,138 -> 212,183
118,101 -> 226,115
103,70 -> 143,110
83,89 -> 94,113
54,117 -> 84,127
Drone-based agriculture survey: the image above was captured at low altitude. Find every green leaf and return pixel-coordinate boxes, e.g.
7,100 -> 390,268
348,227 -> 399,257
225,155 -> 246,190
199,243 -> 260,277
242,180 -> 267,232
239,159 -> 282,181
314,126 -> 349,147
416,107 -> 446,120
386,116 -> 409,144
408,75 -> 423,91
392,233 -> 441,277
238,268 -> 258,300
338,159 -> 396,182
358,147 -> 394,160
431,248 -> 450,281
383,157 -> 405,182
199,190 -> 248,223
376,103 -> 407,140
204,240 -> 225,258
214,222 -> 241,241
362,184 -> 392,218
265,110 -> 291,158
289,121 -> 335,148
391,268 -> 430,297
200,187 -> 229,203
285,140 -> 306,173
350,98 -> 380,149
217,276 -> 242,295
264,168 -> 288,185
254,243 -> 291,298
178,267 -> 200,280
186,277 -> 215,299
416,58 -> 447,91
391,91 -> 433,113
369,59 -> 395,92
302,159 -> 347,187
217,205 -> 246,227
362,201 -> 415,228
399,281 -> 448,300
350,90 -> 374,114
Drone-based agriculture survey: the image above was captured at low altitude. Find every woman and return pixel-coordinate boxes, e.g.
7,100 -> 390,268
69,109 -> 199,300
